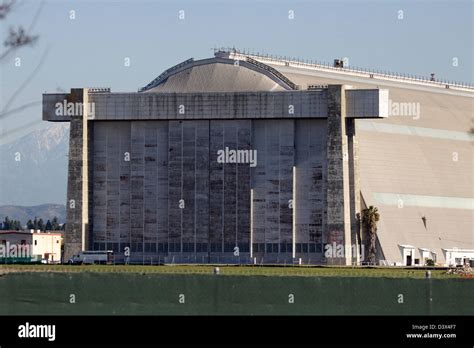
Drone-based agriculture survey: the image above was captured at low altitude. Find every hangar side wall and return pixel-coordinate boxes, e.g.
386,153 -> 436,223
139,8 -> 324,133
279,69 -> 473,264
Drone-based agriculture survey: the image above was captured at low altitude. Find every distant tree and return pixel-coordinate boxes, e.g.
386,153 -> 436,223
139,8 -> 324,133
33,216 -> 38,230
13,219 -> 21,230
61,223 -> 66,231
26,219 -> 34,229
4,218 -> 22,230
2,216 -> 11,230
45,219 -> 52,231
37,218 -> 44,231
51,216 -> 60,230
361,206 -> 380,265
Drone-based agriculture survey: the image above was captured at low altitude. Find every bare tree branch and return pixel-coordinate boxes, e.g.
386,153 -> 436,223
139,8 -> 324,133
1,44 -> 50,113
0,100 -> 40,119
4,26 -> 38,48
0,0 -> 44,61
0,0 -> 15,19
26,0 -> 44,33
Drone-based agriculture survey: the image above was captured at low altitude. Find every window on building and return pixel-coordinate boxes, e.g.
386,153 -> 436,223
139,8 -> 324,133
266,244 -> 272,253
34,240 -> 37,246
184,243 -> 195,253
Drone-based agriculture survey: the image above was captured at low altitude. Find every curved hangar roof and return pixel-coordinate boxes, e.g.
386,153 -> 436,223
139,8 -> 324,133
140,55 -> 296,93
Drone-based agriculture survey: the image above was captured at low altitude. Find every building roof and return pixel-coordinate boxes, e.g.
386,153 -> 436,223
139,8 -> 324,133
226,49 -> 474,94
0,230 -> 62,236
140,54 -> 296,93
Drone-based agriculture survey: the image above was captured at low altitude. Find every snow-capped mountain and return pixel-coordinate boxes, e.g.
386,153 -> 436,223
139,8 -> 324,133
0,123 -> 69,206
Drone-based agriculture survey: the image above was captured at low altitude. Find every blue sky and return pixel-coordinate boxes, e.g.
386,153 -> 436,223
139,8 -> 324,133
1,0 -> 472,142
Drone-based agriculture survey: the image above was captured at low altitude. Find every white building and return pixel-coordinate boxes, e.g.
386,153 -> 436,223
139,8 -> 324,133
397,244 -> 474,267
443,249 -> 474,267
0,230 -> 62,263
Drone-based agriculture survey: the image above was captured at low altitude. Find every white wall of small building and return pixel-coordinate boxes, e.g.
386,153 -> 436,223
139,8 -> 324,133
0,231 -> 62,263
0,233 -> 32,245
32,233 -> 62,262
395,245 -> 474,267
443,249 -> 474,267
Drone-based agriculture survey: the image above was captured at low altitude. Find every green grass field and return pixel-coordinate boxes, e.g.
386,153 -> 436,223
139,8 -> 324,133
0,264 -> 461,278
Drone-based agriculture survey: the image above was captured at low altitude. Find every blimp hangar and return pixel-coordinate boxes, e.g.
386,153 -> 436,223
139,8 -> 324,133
44,49 -> 402,265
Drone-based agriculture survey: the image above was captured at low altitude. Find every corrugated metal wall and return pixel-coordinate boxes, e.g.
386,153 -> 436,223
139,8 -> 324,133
91,119 -> 328,263
294,120 -> 327,257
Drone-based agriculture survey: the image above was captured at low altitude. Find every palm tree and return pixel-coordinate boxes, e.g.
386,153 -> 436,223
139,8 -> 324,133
361,206 -> 380,265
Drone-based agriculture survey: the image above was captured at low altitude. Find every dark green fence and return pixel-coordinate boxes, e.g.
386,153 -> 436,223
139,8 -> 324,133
0,256 -> 42,264
0,273 -> 472,315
